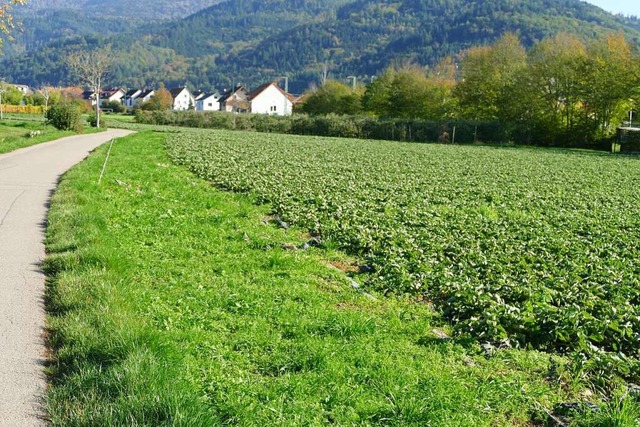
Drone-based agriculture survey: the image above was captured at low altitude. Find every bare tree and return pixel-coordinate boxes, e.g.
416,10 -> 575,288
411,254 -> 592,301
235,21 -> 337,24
37,84 -> 52,114
320,61 -> 330,86
67,49 -> 112,128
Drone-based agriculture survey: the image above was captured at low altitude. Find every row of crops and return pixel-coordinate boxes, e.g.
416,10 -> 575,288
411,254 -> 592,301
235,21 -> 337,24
167,130 -> 640,382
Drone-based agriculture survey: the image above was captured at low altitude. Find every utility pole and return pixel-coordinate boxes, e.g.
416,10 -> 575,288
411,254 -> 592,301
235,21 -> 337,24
279,76 -> 288,94
279,76 -> 289,115
347,76 -> 357,91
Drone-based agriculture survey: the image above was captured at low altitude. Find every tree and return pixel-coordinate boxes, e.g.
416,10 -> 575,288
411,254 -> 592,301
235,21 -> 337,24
37,85 -> 53,113
67,49 -> 113,128
300,80 -> 362,116
581,33 -> 639,138
454,33 -> 527,123
141,87 -> 172,111
522,33 -> 589,143
0,0 -> 27,50
362,68 -> 394,117
2,84 -> 22,104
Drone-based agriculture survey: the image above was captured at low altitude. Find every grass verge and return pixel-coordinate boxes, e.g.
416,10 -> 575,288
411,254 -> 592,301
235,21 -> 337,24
45,131 -> 637,426
0,116 -> 105,155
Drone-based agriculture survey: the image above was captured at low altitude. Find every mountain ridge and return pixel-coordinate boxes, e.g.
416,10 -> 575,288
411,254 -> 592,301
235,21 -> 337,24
2,0 -> 639,93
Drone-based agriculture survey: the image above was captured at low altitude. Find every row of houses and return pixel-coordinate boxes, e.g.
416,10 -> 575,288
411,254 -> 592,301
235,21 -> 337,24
85,82 -> 296,116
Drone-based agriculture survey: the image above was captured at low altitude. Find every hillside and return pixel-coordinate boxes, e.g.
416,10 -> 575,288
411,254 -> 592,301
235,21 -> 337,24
2,0 -> 640,92
1,0 -> 224,57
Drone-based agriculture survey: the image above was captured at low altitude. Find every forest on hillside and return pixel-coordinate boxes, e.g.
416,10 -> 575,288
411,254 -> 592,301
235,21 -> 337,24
1,0 -> 640,93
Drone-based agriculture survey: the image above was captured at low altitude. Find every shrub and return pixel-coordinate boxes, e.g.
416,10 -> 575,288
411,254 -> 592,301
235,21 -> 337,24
100,100 -> 125,113
46,100 -> 84,132
87,113 -> 104,128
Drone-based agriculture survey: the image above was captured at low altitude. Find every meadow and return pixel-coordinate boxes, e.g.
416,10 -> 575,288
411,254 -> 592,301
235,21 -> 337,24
43,129 -> 640,425
0,114 -> 76,154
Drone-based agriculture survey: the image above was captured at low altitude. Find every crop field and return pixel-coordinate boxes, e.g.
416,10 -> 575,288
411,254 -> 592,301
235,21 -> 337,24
48,131 -> 618,426
168,130 -> 640,382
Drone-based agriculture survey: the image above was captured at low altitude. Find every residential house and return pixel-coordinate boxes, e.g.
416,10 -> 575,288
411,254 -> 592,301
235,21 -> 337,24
247,82 -> 294,116
137,89 -> 155,107
192,90 -> 205,102
218,84 -> 250,113
82,90 -> 97,106
196,92 -> 221,111
12,84 -> 30,95
169,87 -> 195,111
123,89 -> 142,108
99,87 -> 126,107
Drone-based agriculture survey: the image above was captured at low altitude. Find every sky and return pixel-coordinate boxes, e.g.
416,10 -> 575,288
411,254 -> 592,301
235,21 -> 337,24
584,0 -> 640,17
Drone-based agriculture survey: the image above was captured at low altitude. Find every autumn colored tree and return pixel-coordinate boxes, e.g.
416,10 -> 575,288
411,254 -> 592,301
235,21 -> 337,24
0,0 -> 26,50
582,33 -> 639,138
454,33 -> 527,123
141,86 -> 173,111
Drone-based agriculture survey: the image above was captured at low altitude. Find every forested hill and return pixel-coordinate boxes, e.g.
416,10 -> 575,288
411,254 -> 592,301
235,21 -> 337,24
2,0 -> 640,93
1,0 -> 224,57
17,0 -> 225,19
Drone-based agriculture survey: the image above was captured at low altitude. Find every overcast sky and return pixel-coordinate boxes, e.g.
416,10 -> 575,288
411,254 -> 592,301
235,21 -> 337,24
584,0 -> 640,17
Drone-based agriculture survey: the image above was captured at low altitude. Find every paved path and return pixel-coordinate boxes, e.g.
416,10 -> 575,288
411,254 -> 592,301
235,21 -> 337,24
0,129 -> 133,426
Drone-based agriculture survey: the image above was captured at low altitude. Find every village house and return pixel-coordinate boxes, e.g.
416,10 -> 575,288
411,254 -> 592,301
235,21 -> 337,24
195,92 -> 221,111
98,87 -> 126,107
218,84 -> 250,113
123,89 -> 142,108
169,87 -> 195,111
12,84 -> 30,95
137,89 -> 155,107
123,89 -> 155,108
247,82 -> 294,116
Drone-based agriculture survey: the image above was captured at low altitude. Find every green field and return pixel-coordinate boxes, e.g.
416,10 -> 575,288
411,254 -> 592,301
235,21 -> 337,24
168,130 -> 640,384
44,130 -> 640,425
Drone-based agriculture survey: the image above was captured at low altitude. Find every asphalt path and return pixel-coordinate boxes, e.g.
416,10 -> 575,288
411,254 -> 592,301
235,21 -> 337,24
0,129 -> 133,426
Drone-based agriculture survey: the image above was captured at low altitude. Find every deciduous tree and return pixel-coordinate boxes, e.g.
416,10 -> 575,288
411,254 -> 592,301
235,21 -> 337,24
0,0 -> 26,50
141,86 -> 173,111
67,49 -> 113,128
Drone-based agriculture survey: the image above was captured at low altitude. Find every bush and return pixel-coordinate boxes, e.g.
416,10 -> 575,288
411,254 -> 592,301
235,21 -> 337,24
88,113 -> 104,128
100,100 -> 125,113
46,101 -> 84,132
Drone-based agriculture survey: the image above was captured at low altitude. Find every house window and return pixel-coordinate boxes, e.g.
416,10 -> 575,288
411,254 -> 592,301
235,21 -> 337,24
208,103 -> 213,107
270,106 -> 277,112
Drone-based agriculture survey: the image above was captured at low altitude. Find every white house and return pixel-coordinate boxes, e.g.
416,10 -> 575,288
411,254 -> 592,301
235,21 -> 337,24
218,84 -> 249,113
169,87 -> 195,111
137,89 -> 155,106
196,92 -> 221,111
123,89 -> 142,108
99,87 -> 126,107
247,82 -> 294,116
12,84 -> 30,95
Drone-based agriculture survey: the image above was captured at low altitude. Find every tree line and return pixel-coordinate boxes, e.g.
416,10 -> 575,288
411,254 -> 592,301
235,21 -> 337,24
299,32 -> 640,146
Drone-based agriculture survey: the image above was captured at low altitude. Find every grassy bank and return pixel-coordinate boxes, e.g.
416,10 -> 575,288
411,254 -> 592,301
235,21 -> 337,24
44,131 -> 627,426
0,115 -> 106,155
0,117 -> 73,155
